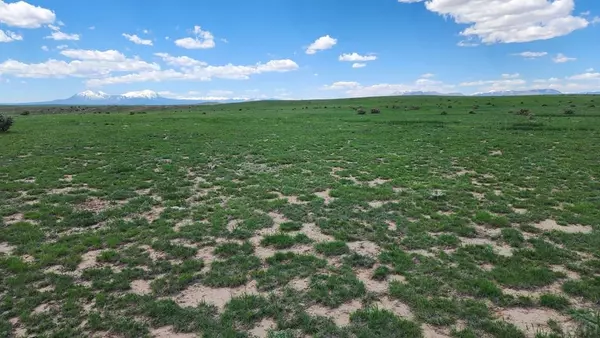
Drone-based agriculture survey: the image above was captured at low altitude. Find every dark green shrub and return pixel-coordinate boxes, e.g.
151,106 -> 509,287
370,108 -> 381,114
0,114 -> 14,132
20,111 -> 30,116
357,108 -> 366,115
564,109 -> 575,115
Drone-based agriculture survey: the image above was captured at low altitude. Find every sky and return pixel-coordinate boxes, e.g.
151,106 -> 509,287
0,0 -> 599,103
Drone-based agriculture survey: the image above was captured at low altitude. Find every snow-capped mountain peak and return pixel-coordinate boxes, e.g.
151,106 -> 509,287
75,90 -> 111,100
120,90 -> 159,99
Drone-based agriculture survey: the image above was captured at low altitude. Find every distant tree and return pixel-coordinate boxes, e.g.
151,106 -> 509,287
0,114 -> 14,132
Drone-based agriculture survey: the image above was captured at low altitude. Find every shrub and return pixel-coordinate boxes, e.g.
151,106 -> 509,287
516,109 -> 531,116
441,111 -> 448,115
564,109 -> 575,115
0,114 -> 14,132
20,111 -> 30,116
357,108 -> 366,115
370,108 -> 381,114
129,111 -> 135,115
469,111 -> 476,114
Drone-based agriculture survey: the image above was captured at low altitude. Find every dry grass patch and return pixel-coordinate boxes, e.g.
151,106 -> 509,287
248,318 -> 276,338
498,307 -> 577,337
173,280 -> 261,310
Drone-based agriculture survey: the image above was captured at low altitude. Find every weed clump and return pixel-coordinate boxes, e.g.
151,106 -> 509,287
564,109 -> 575,115
357,108 -> 366,115
370,108 -> 381,114
0,114 -> 14,132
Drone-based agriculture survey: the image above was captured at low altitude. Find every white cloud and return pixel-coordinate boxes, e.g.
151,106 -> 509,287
85,56 -> 298,86
88,26 -> 95,30
154,53 -> 207,67
0,0 -> 55,28
0,51 -> 160,79
585,68 -> 594,72
513,51 -> 548,59
352,63 -> 366,68
142,29 -> 149,34
398,0 -> 589,43
41,45 -> 48,51
592,16 -> 600,24
174,26 -> 215,49
339,52 -> 377,62
0,29 -> 22,42
47,23 -> 59,31
56,44 -> 68,49
457,40 -> 479,47
553,53 -> 576,63
567,72 -> 600,80
122,33 -> 153,46
323,81 -> 361,90
501,73 -> 520,79
305,35 -> 337,55
421,73 -> 435,78
60,49 -> 127,62
45,30 -> 79,41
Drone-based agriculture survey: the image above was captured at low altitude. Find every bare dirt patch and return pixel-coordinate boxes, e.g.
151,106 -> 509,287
76,197 -> 111,212
150,326 -> 197,338
131,280 -> 152,295
289,277 -> 310,291
249,318 -> 276,338
315,189 -> 335,205
374,296 -> 414,319
356,270 -> 387,293
367,178 -> 391,187
301,223 -> 335,242
490,150 -> 503,156
459,237 -> 513,257
173,280 -> 260,310
423,324 -> 452,338
3,213 -> 24,225
268,211 -> 289,226
77,250 -> 103,272
0,242 -> 16,255
498,308 -> 576,337
348,241 -> 381,257
271,191 -> 307,205
306,299 -> 362,327
533,219 -> 592,234
140,245 -> 167,261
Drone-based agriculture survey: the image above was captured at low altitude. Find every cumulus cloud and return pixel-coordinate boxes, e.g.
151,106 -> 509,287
0,29 -> 22,42
323,81 -> 361,90
501,73 -> 520,79
0,0 -> 55,28
123,33 -> 153,46
567,72 -> 600,80
398,0 -> 589,43
339,53 -> 377,62
553,53 -> 576,63
40,45 -> 48,51
352,63 -> 366,68
60,49 -> 127,62
305,35 -> 337,54
85,56 -> 298,86
513,51 -> 548,59
154,52 -> 207,67
45,30 -> 79,40
0,50 -> 159,78
174,26 -> 215,49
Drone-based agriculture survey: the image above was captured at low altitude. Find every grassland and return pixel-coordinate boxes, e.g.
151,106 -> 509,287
1,95 -> 599,338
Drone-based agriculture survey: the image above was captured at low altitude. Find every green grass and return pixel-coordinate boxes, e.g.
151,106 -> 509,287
1,95 -> 599,337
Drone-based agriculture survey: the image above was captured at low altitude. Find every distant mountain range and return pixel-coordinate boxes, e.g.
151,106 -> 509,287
9,90 -> 248,106
3,89 -> 599,106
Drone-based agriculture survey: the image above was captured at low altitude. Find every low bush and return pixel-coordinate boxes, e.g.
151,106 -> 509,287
0,114 -> 14,132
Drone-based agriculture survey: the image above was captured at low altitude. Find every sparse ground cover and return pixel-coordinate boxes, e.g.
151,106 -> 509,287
1,95 -> 599,337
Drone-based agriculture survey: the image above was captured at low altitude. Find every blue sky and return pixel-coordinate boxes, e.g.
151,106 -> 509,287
0,0 -> 599,102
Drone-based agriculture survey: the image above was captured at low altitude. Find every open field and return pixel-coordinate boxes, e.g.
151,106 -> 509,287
1,95 -> 600,338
